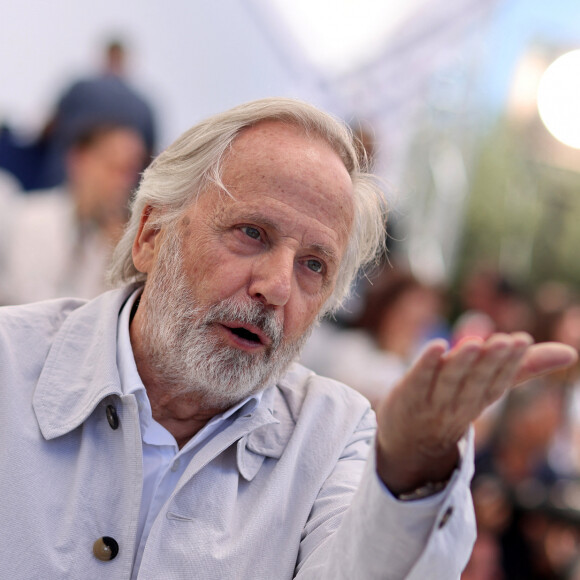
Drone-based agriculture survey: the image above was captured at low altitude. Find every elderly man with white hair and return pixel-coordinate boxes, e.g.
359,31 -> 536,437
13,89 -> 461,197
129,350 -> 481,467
0,98 -> 575,579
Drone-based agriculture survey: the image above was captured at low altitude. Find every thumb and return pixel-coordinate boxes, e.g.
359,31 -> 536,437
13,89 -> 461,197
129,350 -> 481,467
515,342 -> 578,384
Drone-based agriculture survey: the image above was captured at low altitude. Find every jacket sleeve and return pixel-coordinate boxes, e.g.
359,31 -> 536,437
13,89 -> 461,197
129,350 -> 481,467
295,419 -> 477,580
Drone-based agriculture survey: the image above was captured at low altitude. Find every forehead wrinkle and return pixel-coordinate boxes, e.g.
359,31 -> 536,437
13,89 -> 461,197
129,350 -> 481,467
217,122 -> 354,265
223,180 -> 352,234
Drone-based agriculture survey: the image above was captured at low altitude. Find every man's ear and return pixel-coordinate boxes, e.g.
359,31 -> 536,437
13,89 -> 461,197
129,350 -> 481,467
132,205 -> 161,274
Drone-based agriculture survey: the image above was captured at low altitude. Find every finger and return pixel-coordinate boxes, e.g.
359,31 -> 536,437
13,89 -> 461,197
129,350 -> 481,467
468,332 -> 532,408
515,342 -> 578,384
428,337 -> 487,408
394,339 -> 448,398
435,333 -> 529,412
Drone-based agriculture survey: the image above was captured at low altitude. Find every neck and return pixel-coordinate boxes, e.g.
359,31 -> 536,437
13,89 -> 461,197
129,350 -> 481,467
130,303 -> 226,447
146,385 -> 225,448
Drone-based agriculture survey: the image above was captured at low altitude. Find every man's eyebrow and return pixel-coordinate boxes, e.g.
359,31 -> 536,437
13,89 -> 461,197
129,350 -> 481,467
309,243 -> 340,267
235,211 -> 278,232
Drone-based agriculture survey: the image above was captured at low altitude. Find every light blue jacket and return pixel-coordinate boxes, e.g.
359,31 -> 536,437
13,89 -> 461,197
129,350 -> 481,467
0,286 -> 476,579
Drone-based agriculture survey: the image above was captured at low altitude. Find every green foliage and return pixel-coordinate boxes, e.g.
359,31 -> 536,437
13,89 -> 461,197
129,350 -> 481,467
455,119 -> 580,292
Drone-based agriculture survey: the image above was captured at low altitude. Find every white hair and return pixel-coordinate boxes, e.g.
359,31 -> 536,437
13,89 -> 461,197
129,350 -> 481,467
107,97 -> 387,313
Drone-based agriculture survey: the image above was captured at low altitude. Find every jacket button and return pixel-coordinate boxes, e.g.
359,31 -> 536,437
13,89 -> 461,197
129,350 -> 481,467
438,506 -> 454,529
93,536 -> 119,561
106,405 -> 119,429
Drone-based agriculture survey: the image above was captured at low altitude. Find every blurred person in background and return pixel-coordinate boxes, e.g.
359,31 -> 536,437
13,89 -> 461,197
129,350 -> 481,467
460,280 -> 580,580
471,379 -> 572,579
465,490 -> 580,580
0,167 -> 21,198
0,123 -> 146,305
460,528 -> 505,580
521,286 -> 580,480
0,38 -> 157,191
475,378 -> 565,488
455,265 -> 537,341
39,38 -> 156,189
538,298 -> 580,479
453,266 -> 538,453
300,265 -> 447,408
0,169 -> 21,284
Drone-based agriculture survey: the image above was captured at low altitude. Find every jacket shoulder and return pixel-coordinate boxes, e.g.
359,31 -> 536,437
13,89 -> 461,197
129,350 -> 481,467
0,298 -> 87,352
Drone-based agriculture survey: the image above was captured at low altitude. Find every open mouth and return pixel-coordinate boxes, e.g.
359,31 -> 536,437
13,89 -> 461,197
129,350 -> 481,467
229,326 -> 262,344
219,322 -> 271,349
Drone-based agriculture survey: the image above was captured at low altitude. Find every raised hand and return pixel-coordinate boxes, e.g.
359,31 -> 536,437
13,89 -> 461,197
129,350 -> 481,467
374,333 -> 578,495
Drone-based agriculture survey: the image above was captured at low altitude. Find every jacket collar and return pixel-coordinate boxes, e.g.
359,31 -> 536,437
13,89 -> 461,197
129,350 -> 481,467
236,364 -> 315,480
33,285 -> 138,439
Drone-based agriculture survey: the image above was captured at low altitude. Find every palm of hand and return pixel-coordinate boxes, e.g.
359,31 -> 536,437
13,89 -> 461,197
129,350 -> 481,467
374,333 -> 577,495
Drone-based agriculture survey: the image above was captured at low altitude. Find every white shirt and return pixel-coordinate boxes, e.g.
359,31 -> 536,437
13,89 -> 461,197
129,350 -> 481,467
116,289 -> 262,577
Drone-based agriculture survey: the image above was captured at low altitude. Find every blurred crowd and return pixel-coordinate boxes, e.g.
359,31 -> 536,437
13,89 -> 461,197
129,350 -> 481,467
2,40 -> 580,578
301,262 -> 580,580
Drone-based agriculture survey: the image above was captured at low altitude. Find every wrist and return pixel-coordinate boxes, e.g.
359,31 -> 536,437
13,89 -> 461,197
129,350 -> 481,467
375,438 -> 459,496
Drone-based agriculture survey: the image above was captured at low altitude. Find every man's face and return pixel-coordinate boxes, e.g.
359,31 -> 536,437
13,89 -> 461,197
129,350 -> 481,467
69,127 -> 146,220
133,121 -> 354,405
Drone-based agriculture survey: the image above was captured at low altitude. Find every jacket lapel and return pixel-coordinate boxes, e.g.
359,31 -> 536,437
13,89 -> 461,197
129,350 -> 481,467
33,286 -> 137,439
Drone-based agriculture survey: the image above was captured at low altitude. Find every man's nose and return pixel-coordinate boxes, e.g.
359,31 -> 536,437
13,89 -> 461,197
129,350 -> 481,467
249,250 -> 293,307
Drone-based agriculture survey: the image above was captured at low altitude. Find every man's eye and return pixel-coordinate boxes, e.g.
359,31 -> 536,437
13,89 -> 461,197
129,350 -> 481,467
306,259 -> 323,274
242,226 -> 261,240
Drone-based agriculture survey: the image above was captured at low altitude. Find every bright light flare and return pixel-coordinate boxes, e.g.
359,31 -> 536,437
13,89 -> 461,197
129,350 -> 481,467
537,49 -> 580,149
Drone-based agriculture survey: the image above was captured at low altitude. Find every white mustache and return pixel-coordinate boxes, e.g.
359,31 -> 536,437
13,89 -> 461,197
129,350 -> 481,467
199,298 -> 284,350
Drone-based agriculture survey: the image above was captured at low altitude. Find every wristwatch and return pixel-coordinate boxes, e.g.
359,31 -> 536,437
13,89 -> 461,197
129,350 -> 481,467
396,479 -> 448,501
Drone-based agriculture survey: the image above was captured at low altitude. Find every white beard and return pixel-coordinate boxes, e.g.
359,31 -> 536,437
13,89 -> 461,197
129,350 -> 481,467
138,233 -> 312,410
